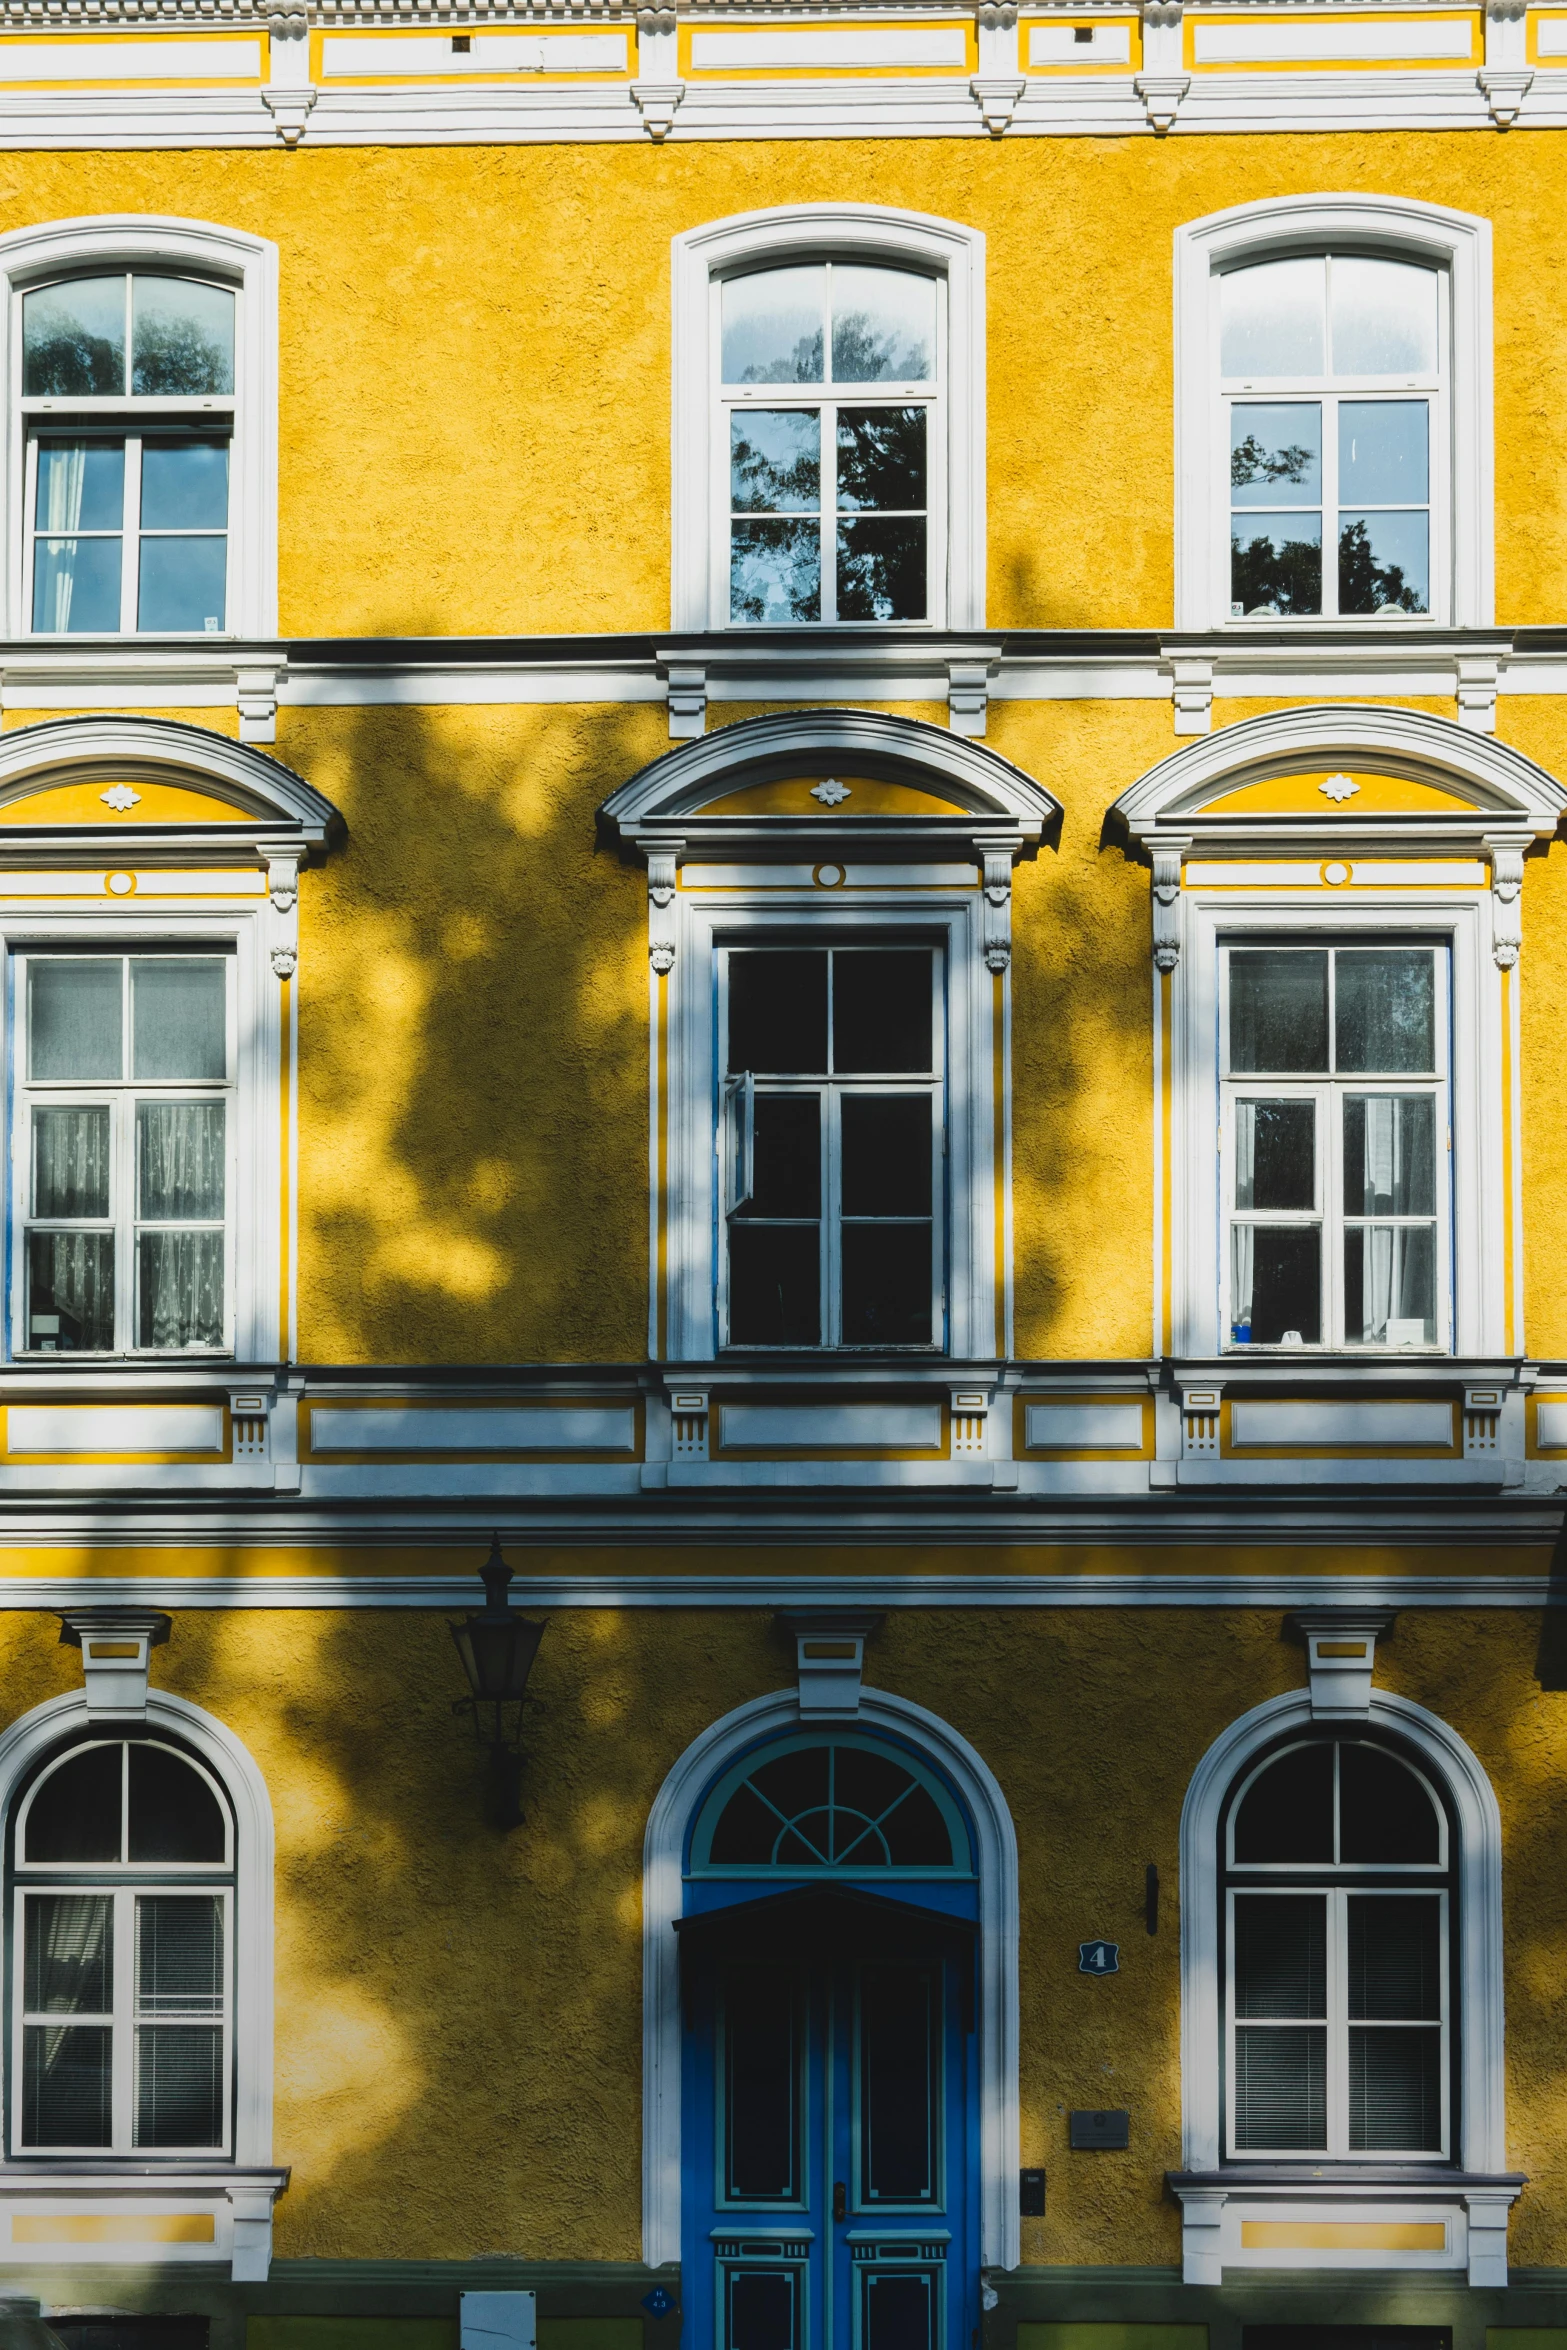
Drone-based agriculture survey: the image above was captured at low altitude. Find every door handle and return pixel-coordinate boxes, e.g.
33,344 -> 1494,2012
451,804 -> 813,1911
833,2181 -> 847,2222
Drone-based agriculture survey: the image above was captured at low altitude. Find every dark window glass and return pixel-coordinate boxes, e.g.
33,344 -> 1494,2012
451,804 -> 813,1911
832,952 -> 933,1073
1233,2023 -> 1327,2150
1233,1745 -> 1334,1863
1234,1896 -> 1326,2017
842,1096 -> 931,1218
27,1231 -> 116,1353
724,1967 -> 799,2202
134,2022 -> 223,2147
703,1743 -> 959,1870
859,1965 -> 939,2202
842,1224 -> 932,1347
24,1744 -> 122,1863
736,1097 -> 821,1220
1230,950 -> 1329,1072
729,953 -> 828,1075
1336,950 -> 1435,1073
136,1895 -> 223,2016
728,1225 -> 820,1346
1339,1747 -> 1441,1863
1348,1897 -> 1441,2022
1343,1095 -> 1435,1215
127,1745 -> 227,1864
1235,1100 -> 1314,1210
22,2022 -> 112,2145
25,1893 -> 112,2014
1234,1226 -> 1320,1345
1348,2024 -> 1441,2151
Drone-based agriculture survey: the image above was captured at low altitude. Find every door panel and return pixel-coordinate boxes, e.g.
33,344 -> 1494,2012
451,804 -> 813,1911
687,1937 -> 975,2350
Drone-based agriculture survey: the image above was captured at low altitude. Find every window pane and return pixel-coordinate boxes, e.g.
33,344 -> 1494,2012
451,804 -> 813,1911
731,521 -> 820,625
836,409 -> 925,513
24,1744 -> 122,1863
728,1223 -> 820,1346
23,2023 -> 112,2147
1234,1100 -> 1314,1211
1234,1895 -> 1326,2017
1331,257 -> 1439,377
1232,1743 -> 1334,1864
842,1096 -> 932,1217
1229,951 -> 1329,1072
830,268 -> 936,384
131,276 -> 235,396
138,1101 -> 225,1220
1339,512 -> 1429,617
732,411 -> 820,514
1231,513 -> 1322,618
833,1746 -> 956,1865
724,1966 -> 800,2202
1232,404 -> 1321,507
729,952 -> 828,1074
37,440 -> 125,534
1339,400 -> 1429,506
137,1895 -> 224,2015
1348,1897 -> 1441,2022
1335,950 -> 1436,1071
837,520 -> 926,623
722,267 -> 826,384
33,535 -> 122,634
1234,2025 -> 1327,2150
137,535 -> 227,634
833,950 -> 933,1073
1348,2026 -> 1442,2152
841,1222 -> 931,1346
23,277 -> 125,396
132,959 -> 227,1081
135,2024 -> 223,2147
136,1231 -> 225,1350
128,1744 -> 227,1863
1220,258 -> 1326,377
140,439 -> 229,532
1344,1094 -> 1435,1215
1344,1222 -> 1435,1347
1231,1225 -> 1320,1345
25,1894 -> 113,2014
1339,1745 -> 1441,1864
33,1106 -> 110,1219
735,1095 -> 820,1218
859,1965 -> 938,2201
28,1231 -> 115,1352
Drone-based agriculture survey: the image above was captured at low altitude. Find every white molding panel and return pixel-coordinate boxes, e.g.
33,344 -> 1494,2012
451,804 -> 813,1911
321,31 -> 628,72
689,27 -> 967,68
1228,1399 -> 1455,1448
718,1402 -> 944,1450
1024,1401 -> 1145,1448
307,1403 -> 639,1452
7,1403 -> 225,1452
1192,16 -> 1477,64
0,38 -> 261,78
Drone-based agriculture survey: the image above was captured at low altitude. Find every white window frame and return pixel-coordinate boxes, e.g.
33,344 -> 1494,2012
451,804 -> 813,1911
1218,940 -> 1453,1353
0,217 -> 277,640
718,940 -> 948,1352
672,205 -> 985,633
2,909 -> 281,1365
665,892 -> 999,1362
11,1739 -> 235,2158
1174,195 -> 1493,632
1174,890 -> 1502,1359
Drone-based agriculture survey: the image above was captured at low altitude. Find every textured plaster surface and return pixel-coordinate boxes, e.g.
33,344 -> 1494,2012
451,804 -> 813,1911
0,1605 -> 1561,2266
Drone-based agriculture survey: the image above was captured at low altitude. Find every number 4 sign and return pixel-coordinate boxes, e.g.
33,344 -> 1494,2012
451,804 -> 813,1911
1079,1940 -> 1120,1975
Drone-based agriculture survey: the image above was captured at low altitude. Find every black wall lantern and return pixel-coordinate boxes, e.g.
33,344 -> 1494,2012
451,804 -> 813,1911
450,1535 -> 547,1828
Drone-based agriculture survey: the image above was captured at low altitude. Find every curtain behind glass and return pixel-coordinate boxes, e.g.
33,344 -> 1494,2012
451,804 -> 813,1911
21,1894 -> 114,2147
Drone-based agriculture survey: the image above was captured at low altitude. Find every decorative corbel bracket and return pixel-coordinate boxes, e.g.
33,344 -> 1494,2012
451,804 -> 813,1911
1478,67 -> 1533,123
948,656 -> 994,737
1290,1607 -> 1396,1719
971,75 -> 1025,134
1135,70 -> 1190,130
1486,829 -> 1530,969
237,658 -> 286,745
976,838 -> 1015,972
647,838 -> 683,972
1136,1 -> 1187,123
265,854 -> 299,914
776,1609 -> 884,1720
1151,834 -> 1191,971
1456,651 -> 1499,734
632,79 -> 685,139
662,658 -> 707,740
57,1607 -> 172,1722
261,0 -> 315,143
1164,651 -> 1214,736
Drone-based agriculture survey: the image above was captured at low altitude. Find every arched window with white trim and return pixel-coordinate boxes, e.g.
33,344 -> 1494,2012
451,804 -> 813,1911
1174,196 -> 1493,632
672,206 -> 986,632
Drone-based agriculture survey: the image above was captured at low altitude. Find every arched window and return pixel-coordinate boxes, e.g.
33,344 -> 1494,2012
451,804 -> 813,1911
1221,253 -> 1442,622
9,1736 -> 234,2154
1221,1735 -> 1452,2160
671,207 -> 986,634
690,1733 -> 972,1876
1173,196 -> 1492,633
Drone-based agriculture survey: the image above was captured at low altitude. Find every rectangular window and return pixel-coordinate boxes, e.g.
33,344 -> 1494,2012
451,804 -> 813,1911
1221,943 -> 1449,1350
15,954 -> 234,1355
1228,1890 -> 1448,2158
721,945 -> 944,1349
15,1887 -> 229,2154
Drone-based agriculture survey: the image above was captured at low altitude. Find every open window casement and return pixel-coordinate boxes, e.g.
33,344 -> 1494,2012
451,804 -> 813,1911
599,710 -> 1058,1363
0,714 -> 337,1366
1112,704 -> 1567,1361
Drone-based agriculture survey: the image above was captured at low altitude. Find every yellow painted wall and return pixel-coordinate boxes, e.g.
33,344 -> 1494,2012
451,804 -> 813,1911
3,1597 -> 1564,2264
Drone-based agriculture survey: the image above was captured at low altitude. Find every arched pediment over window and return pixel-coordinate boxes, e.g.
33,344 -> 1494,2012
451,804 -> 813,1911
1112,702 -> 1566,857
0,714 -> 339,863
600,708 -> 1060,867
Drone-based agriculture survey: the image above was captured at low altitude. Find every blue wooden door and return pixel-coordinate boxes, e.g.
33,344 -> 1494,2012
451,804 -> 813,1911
682,1897 -> 978,2350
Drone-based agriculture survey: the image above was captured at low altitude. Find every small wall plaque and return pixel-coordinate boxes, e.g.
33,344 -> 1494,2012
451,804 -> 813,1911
1069,2109 -> 1130,2150
1019,2167 -> 1046,2216
1078,1939 -> 1119,1974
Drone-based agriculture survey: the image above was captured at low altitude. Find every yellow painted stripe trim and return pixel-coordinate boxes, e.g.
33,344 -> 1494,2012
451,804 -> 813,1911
12,2212 -> 216,2245
1240,2220 -> 1445,2252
